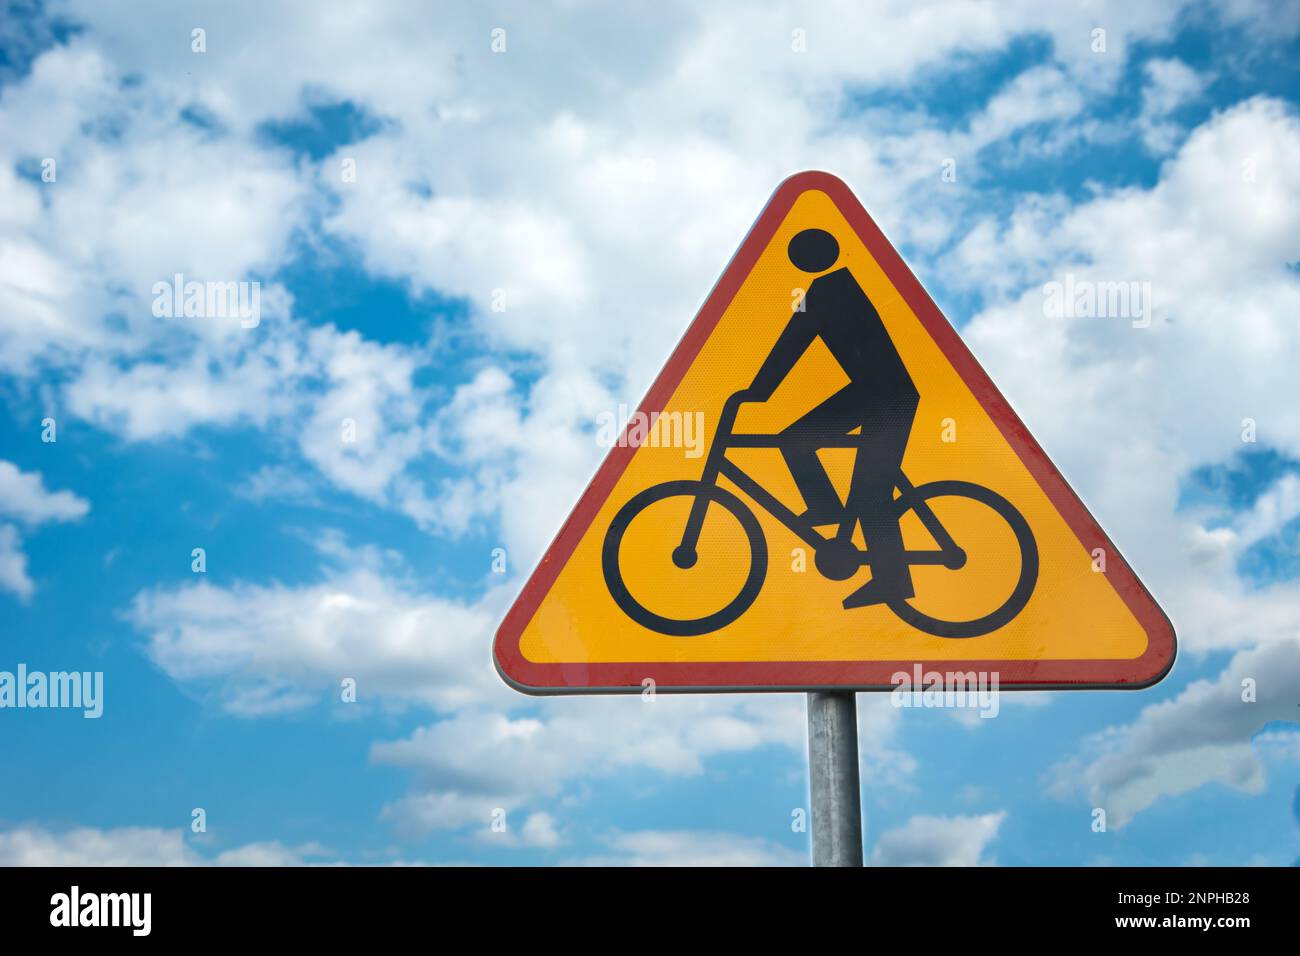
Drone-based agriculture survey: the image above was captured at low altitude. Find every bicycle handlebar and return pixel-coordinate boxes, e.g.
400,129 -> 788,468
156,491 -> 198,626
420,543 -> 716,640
715,391 -> 750,443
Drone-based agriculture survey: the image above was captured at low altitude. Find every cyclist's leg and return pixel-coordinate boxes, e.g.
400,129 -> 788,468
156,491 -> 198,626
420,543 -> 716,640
842,397 -> 918,603
779,386 -> 862,523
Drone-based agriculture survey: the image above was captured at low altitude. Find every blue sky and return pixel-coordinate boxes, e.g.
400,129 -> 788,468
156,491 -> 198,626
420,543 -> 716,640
0,1 -> 1297,866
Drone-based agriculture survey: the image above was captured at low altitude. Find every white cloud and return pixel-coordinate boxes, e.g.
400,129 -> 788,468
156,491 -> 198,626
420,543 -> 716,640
0,460 -> 89,525
1232,473 -> 1300,548
477,810 -> 566,850
0,39 -> 450,528
127,536 -> 504,715
573,829 -> 805,867
372,692 -> 911,841
0,825 -> 194,866
64,317 -> 450,528
519,812 -> 563,849
0,824 -> 342,866
1139,58 -> 1207,153
0,43 -> 307,375
868,811 -> 1006,866
66,343 -> 293,441
0,524 -> 34,600
970,65 -> 1087,144
0,461 -> 89,600
294,328 -> 431,503
233,464 -> 319,505
1046,639 -> 1300,828
209,841 -> 335,867
371,695 -> 810,837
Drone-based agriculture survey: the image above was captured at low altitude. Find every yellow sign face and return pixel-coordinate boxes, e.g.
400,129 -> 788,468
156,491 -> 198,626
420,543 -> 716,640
494,172 -> 1175,693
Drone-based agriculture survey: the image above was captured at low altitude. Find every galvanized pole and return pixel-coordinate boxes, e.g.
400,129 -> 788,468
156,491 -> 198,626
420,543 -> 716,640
807,691 -> 864,866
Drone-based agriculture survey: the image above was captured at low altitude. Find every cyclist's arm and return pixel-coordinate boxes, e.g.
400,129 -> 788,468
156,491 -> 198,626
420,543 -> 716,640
744,314 -> 817,401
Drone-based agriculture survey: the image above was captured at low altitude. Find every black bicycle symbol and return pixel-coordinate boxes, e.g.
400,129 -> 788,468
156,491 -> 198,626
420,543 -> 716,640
602,391 -> 1038,639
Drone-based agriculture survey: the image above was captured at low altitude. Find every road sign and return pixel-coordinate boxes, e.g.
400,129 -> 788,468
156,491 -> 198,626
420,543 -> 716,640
494,170 -> 1175,694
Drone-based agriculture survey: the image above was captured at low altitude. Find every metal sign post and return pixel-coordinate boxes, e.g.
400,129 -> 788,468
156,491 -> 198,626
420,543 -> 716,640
807,691 -> 863,866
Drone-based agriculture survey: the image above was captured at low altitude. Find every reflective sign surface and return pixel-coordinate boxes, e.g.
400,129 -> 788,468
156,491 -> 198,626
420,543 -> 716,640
495,171 -> 1175,693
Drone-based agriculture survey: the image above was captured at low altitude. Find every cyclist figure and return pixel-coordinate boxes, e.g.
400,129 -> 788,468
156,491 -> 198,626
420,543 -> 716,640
735,228 -> 919,609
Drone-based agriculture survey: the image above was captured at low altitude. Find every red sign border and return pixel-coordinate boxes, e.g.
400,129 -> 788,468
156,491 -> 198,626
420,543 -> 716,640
493,171 -> 1176,694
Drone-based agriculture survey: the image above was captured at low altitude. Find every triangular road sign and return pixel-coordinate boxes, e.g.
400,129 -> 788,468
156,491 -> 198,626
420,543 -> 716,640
494,171 -> 1175,694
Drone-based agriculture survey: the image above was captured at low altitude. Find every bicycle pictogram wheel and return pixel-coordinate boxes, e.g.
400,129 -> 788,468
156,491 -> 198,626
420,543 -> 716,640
602,479 -> 768,636
885,479 -> 1038,639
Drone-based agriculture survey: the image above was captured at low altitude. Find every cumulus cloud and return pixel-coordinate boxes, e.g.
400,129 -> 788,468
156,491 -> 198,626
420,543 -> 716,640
0,460 -> 89,599
0,525 -> 34,600
572,829 -> 805,867
233,464 -> 320,506
0,459 -> 89,525
0,40 -> 446,525
128,538 -> 504,716
868,812 -> 1006,866
0,825 -> 195,866
1139,57 -> 1207,153
370,691 -> 914,841
0,824 -> 343,866
0,43 -> 307,374
1046,639 -> 1300,828
518,812 -> 564,849
371,696 -> 809,836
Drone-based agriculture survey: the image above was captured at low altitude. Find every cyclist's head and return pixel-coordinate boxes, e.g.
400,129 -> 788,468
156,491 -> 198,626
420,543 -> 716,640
788,229 -> 839,273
